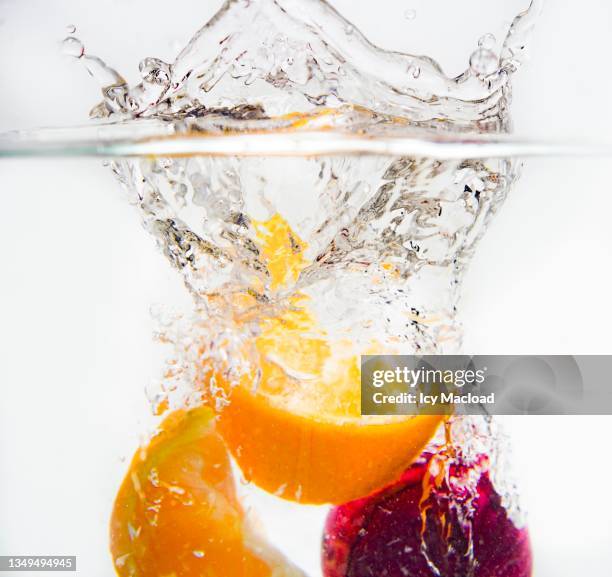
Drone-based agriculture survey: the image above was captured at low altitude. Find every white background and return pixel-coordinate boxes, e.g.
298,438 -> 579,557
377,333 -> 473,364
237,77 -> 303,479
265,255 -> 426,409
1,1 -> 611,576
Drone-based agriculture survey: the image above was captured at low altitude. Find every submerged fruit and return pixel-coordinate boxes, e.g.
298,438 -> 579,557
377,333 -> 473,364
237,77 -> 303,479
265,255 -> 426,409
110,407 -> 303,577
215,367 -> 443,505
202,215 -> 445,505
322,454 -> 532,577
208,303 -> 444,505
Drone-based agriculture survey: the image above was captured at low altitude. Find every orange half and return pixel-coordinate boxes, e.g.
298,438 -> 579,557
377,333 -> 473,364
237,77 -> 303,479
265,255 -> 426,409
206,303 -> 444,505
199,215 -> 445,505
217,383 -> 443,505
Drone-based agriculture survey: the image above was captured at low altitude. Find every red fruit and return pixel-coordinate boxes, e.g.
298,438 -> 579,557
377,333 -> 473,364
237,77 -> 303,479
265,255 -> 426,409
322,454 -> 532,577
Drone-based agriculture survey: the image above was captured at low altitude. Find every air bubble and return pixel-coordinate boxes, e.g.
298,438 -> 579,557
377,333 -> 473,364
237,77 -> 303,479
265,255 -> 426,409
61,37 -> 84,59
407,63 -> 421,79
404,9 -> 416,20
139,57 -> 171,85
192,551 -> 205,559
469,48 -> 499,78
115,555 -> 129,568
478,33 -> 496,50
66,24 -> 76,34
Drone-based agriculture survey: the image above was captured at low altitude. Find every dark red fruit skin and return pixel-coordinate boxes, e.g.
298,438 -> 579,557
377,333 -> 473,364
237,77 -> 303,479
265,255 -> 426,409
322,455 -> 532,577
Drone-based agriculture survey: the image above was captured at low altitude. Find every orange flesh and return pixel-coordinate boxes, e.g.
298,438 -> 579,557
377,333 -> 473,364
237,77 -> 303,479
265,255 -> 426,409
111,195 -> 446,571
110,407 -> 301,577
203,215 -> 445,504
217,386 -> 444,504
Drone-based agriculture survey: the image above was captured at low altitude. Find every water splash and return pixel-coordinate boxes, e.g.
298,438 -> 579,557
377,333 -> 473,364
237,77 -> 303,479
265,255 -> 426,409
55,1 -> 544,414
322,419 -> 531,577
415,417 -> 527,576
63,0 -> 542,129
62,1 -> 542,574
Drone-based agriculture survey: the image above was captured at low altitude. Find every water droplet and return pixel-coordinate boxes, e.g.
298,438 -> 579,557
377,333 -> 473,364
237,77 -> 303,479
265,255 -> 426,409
293,484 -> 303,500
66,24 -> 76,34
469,48 -> 498,78
407,62 -> 421,79
478,33 -> 496,50
139,57 -> 171,85
274,483 -> 288,496
148,467 -> 160,487
192,550 -> 205,558
127,523 -> 141,540
61,36 -> 84,58
404,9 -> 416,20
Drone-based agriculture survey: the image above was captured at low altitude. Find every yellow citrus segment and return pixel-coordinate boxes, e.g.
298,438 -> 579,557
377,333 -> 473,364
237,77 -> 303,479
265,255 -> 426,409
110,407 -> 303,577
252,213 -> 309,289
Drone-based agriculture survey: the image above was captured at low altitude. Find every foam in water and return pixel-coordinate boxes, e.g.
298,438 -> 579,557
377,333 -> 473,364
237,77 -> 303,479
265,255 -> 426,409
65,2 -> 543,575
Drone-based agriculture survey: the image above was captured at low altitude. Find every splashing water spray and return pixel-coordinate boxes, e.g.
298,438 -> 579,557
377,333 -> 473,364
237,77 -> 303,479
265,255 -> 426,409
2,2 -> 557,577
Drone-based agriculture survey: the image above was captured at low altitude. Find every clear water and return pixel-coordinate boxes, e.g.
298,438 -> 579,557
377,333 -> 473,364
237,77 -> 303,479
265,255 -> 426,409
0,0 -> 607,159
56,0 -> 542,398
0,1 -> 548,576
